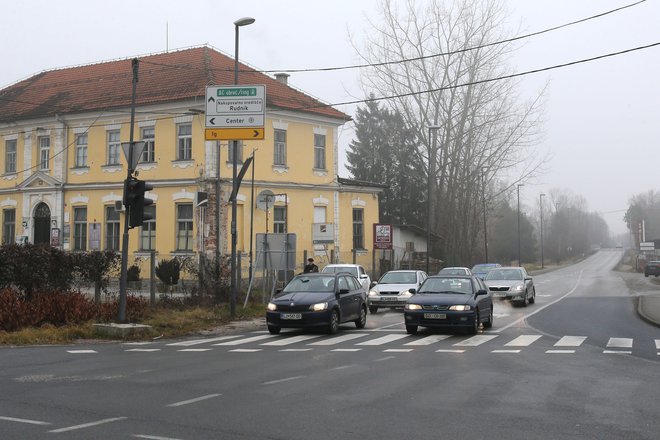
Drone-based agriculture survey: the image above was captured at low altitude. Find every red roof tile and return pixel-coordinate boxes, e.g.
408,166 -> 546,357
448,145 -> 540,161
0,46 -> 349,123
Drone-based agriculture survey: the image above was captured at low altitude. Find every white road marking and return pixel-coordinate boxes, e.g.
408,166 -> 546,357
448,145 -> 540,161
453,335 -> 498,347
48,417 -> 127,433
331,348 -> 362,352
607,338 -> 633,348
308,333 -> 368,345
213,335 -> 277,346
536,294 -> 553,297
655,339 -> 660,350
123,342 -> 153,346
603,350 -> 632,355
492,349 -> 521,353
229,349 -> 262,352
167,335 -> 242,346
66,350 -> 97,354
383,349 -> 413,352
495,269 -> 584,332
177,349 -> 212,352
279,349 -> 313,352
435,349 -> 465,353
555,336 -> 587,347
167,394 -> 221,407
260,335 -> 321,346
505,335 -> 542,346
356,334 -> 409,345
493,313 -> 510,318
373,322 -> 404,330
330,365 -> 354,371
134,435 -> 184,440
404,335 -> 451,346
263,376 -> 305,385
0,416 -> 50,425
126,349 -> 161,352
546,350 -> 575,354
375,356 -> 397,362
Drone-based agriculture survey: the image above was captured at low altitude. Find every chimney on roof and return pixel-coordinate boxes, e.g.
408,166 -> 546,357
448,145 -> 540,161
275,73 -> 290,85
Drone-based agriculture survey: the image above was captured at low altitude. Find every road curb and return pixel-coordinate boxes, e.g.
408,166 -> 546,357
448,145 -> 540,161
637,294 -> 660,328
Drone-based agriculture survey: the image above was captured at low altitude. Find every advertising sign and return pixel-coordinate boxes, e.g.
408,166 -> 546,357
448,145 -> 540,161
373,223 -> 393,250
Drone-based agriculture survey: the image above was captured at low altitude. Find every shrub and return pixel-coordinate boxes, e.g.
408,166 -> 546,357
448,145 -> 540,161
127,265 -> 141,282
155,258 -> 181,289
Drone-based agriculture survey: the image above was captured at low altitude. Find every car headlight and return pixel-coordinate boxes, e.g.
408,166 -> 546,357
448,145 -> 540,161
267,302 -> 277,311
310,302 -> 328,311
400,290 -> 413,297
511,284 -> 524,292
449,305 -> 471,311
405,304 -> 422,310
368,290 -> 379,297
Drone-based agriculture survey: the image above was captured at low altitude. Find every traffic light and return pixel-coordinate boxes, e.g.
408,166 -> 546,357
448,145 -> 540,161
123,177 -> 153,229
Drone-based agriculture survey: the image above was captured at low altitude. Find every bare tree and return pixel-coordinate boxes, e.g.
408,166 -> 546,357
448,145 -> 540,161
354,0 -> 546,264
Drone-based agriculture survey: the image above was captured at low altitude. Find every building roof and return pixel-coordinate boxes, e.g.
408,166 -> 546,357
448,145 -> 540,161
337,176 -> 388,189
0,46 -> 349,123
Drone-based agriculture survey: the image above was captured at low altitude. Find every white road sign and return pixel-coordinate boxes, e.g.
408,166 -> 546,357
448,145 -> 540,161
205,85 -> 266,128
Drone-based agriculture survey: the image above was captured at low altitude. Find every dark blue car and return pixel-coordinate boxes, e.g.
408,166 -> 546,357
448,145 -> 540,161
403,275 -> 493,334
266,273 -> 367,335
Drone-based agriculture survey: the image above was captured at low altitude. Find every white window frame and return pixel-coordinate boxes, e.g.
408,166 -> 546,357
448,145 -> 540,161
39,136 -> 50,171
107,130 -> 121,165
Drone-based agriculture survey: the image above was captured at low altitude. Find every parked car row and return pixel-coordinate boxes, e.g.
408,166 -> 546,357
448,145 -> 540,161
265,264 -> 535,336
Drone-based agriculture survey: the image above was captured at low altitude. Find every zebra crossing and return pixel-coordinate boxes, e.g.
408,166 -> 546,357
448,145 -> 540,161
116,331 -> 660,357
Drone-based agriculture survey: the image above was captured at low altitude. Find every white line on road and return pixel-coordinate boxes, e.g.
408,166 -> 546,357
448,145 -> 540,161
356,334 -> 409,345
453,335 -> 498,347
229,349 -> 262,352
308,333 -> 369,345
383,349 -> 413,352
167,335 -> 242,346
279,349 -> 313,352
655,339 -> 660,350
546,350 -> 575,354
555,336 -> 587,347
134,435 -> 184,440
435,349 -> 465,353
213,335 -> 278,346
603,350 -> 632,354
331,348 -> 362,352
494,269 -> 584,332
492,349 -> 521,353
375,356 -> 397,362
404,335 -> 451,346
607,338 -> 633,348
330,365 -> 354,371
373,322 -> 404,330
505,335 -> 542,347
126,349 -> 161,352
66,350 -> 97,354
177,349 -> 212,352
0,416 -> 50,425
123,342 -> 154,346
167,394 -> 221,407
48,417 -> 127,433
262,376 -> 305,385
260,335 -> 321,346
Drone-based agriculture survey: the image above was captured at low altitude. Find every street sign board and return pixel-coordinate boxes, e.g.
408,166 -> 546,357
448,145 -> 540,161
121,141 -> 145,170
205,85 -> 266,140
640,241 -> 655,251
373,223 -> 393,250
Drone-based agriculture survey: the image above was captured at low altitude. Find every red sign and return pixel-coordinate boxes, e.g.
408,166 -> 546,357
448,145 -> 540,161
373,224 -> 393,250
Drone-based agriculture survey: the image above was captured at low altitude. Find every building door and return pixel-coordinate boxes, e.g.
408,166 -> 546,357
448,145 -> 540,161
33,202 -> 51,245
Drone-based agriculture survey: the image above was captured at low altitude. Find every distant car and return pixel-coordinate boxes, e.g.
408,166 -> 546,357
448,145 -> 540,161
484,266 -> 536,306
438,267 -> 472,276
321,264 -> 371,290
266,272 -> 367,335
404,275 -> 493,334
367,270 -> 427,314
471,263 -> 502,279
644,261 -> 660,277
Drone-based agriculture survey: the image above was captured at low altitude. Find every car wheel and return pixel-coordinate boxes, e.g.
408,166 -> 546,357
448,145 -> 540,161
369,306 -> 378,314
520,291 -> 529,307
406,325 -> 418,335
483,307 -> 493,329
267,325 -> 281,335
468,312 -> 479,335
529,288 -> 536,304
355,306 -> 367,329
327,310 -> 339,335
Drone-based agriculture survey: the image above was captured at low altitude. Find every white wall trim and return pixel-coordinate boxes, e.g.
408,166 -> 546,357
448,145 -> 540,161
313,196 -> 329,206
173,189 -> 195,201
272,120 -> 289,130
313,126 -> 327,135
105,124 -> 121,131
174,115 -> 193,124
71,194 -> 89,204
352,198 -> 366,208
0,198 -> 17,207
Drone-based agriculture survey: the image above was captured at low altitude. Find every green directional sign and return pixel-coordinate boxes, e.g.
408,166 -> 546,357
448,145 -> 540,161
217,87 -> 257,97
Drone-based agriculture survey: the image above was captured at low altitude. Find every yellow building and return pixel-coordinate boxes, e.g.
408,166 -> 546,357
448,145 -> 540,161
0,46 -> 384,278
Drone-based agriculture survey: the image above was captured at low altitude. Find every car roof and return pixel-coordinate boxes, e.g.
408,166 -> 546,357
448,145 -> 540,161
428,274 -> 474,279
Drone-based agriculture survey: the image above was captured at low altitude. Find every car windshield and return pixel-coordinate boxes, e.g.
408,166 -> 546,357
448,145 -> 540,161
379,272 -> 416,284
281,276 -> 336,293
471,264 -> 497,273
322,266 -> 358,277
439,268 -> 466,275
485,269 -> 523,281
418,278 -> 472,295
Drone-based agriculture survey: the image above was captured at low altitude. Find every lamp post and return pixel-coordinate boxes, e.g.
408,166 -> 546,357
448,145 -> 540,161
426,125 -> 441,274
482,167 -> 489,262
230,16 -> 255,318
517,183 -> 524,267
539,193 -> 545,269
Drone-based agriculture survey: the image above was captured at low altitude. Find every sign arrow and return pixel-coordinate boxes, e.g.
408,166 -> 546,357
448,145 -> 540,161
207,96 -> 215,103
209,117 -> 215,125
252,130 -> 259,137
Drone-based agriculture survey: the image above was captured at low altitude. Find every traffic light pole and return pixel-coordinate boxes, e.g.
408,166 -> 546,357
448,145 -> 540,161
118,58 -> 139,322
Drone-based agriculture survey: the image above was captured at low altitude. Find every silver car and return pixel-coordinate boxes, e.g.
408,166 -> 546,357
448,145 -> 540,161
484,267 -> 536,307
368,270 -> 427,314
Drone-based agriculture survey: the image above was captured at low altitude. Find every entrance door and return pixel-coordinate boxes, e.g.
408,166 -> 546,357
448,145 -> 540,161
34,202 -> 51,245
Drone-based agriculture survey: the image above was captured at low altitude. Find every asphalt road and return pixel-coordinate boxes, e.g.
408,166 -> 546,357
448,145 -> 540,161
1,249 -> 658,440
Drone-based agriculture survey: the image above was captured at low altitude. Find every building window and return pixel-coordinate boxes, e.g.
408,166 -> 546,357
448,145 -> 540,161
2,209 -> 15,245
274,129 -> 286,166
273,206 -> 287,233
227,140 -> 243,163
73,207 -> 87,251
314,133 -> 326,169
177,124 -> 192,160
176,203 -> 193,251
75,134 -> 88,167
107,130 -> 121,165
140,205 -> 156,251
141,127 -> 155,163
39,136 -> 50,171
5,139 -> 16,173
105,206 -> 120,251
352,208 -> 364,250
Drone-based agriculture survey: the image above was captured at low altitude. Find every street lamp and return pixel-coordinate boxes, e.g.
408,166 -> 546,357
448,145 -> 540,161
230,16 -> 255,318
426,125 -> 441,274
517,183 -> 524,267
482,167 -> 489,262
540,193 -> 545,269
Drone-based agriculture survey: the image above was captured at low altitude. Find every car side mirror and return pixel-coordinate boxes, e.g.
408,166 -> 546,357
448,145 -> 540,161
370,281 -> 377,288
338,288 -> 350,295
409,288 -> 416,294
275,288 -> 283,294
476,289 -> 488,296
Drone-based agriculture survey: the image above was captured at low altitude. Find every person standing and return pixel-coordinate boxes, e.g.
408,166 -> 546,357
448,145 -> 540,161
304,258 -> 319,273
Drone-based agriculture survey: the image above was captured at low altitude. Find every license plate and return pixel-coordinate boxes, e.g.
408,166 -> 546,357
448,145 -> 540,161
495,293 -> 507,297
381,296 -> 397,301
424,313 -> 446,320
280,313 -> 302,320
